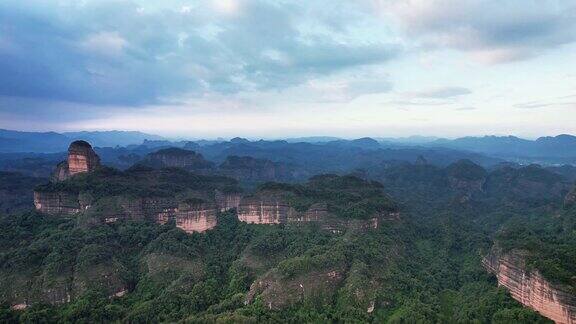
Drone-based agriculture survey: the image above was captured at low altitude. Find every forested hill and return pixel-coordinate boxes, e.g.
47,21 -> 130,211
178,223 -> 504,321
0,141 -> 574,322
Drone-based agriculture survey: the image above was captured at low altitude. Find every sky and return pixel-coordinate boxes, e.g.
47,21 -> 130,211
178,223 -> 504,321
0,0 -> 575,139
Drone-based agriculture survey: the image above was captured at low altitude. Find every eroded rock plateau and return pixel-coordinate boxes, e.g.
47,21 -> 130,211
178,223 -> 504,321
483,248 -> 576,323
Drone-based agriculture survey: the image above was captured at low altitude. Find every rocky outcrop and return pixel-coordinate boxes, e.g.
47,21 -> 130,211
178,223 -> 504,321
141,148 -> 214,172
237,197 -> 397,231
215,190 -> 242,212
245,268 -> 344,310
483,249 -> 576,323
52,161 -> 70,182
68,141 -> 101,176
174,203 -> 218,233
237,197 -> 292,224
52,141 -> 101,181
34,191 -> 81,215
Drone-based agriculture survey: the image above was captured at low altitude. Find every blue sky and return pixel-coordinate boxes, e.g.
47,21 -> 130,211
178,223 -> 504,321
0,0 -> 575,138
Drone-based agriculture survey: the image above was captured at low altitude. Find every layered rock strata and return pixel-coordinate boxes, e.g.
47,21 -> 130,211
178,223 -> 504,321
237,197 -> 293,224
67,140 -> 101,175
34,191 -> 81,215
215,190 -> 242,212
236,197 -> 397,231
52,141 -> 101,181
174,203 -> 218,233
483,249 -> 576,323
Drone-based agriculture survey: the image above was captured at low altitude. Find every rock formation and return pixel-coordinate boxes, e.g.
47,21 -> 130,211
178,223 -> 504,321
141,148 -> 214,172
215,190 -> 242,212
245,268 -> 344,310
67,140 -> 101,175
52,141 -> 101,181
483,248 -> 576,323
34,191 -> 81,215
236,196 -> 396,232
174,203 -> 218,233
237,197 -> 293,224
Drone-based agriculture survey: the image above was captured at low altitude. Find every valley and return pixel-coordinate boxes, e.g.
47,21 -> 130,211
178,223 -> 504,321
0,138 -> 574,323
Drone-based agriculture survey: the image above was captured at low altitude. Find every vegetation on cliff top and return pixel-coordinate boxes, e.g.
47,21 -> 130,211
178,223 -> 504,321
496,206 -> 576,290
35,166 -> 242,200
0,209 -> 547,323
254,174 -> 398,219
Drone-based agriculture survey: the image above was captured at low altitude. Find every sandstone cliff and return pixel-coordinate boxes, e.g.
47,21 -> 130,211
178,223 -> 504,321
52,141 -> 101,181
36,160 -> 243,233
483,248 -> 576,323
236,196 -> 397,232
215,189 -> 242,212
34,191 -> 81,215
236,175 -> 398,231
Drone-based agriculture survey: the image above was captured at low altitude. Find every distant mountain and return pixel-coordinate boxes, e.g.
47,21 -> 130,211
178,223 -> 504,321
0,129 -> 164,153
63,131 -> 164,147
285,136 -> 342,143
425,135 -> 576,164
377,135 -> 441,144
0,129 -> 70,153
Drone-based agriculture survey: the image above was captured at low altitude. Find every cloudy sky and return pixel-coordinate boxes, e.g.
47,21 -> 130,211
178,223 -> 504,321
0,0 -> 575,139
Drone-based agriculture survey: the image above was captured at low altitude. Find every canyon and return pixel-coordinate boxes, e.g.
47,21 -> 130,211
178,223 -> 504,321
484,248 -> 576,324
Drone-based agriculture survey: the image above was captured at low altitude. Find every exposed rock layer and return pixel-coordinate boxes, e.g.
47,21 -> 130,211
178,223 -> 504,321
236,197 -> 397,231
34,189 -> 240,234
67,141 -> 101,176
483,249 -> 576,324
52,141 -> 101,181
34,191 -> 81,215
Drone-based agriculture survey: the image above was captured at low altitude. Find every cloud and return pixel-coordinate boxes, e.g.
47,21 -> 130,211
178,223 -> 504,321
410,86 -> 471,99
0,0 -> 399,106
514,100 -> 575,109
381,0 -> 576,63
80,32 -> 128,58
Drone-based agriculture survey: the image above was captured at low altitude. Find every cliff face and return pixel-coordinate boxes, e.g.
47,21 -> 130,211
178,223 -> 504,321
67,141 -> 101,176
34,191 -> 81,215
236,197 -> 396,231
52,141 -> 101,181
483,249 -> 576,324
174,203 -> 218,233
237,197 -> 292,224
34,188 -> 240,234
215,190 -> 242,212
